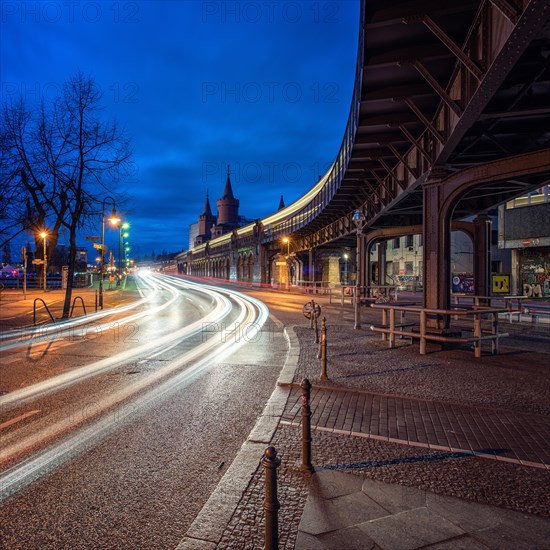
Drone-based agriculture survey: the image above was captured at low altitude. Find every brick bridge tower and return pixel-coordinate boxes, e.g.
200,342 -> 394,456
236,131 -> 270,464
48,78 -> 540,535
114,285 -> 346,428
194,190 -> 216,247
216,165 -> 240,227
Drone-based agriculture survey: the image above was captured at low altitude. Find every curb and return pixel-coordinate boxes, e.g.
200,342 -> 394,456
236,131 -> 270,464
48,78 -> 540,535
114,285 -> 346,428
176,321 -> 300,549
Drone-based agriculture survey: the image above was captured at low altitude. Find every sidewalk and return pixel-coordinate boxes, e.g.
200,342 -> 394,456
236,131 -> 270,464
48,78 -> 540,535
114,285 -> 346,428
177,289 -> 550,548
0,276 -> 141,330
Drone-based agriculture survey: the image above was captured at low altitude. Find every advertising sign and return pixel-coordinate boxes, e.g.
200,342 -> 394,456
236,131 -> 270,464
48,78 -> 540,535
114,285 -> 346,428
492,274 -> 510,294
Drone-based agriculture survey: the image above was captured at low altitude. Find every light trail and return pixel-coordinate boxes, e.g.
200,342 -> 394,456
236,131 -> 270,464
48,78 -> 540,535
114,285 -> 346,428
0,276 -> 269,499
0,274 -> 161,351
0,274 -> 231,408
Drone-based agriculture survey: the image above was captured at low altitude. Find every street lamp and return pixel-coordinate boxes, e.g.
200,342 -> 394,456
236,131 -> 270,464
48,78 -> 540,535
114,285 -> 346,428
343,253 -> 349,285
121,224 -> 129,272
99,196 -> 120,308
118,222 -> 129,276
39,231 -> 48,291
282,237 -> 291,291
353,209 -> 366,329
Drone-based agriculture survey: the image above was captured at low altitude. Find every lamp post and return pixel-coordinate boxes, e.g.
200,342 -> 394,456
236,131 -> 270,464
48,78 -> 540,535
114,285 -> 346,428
343,253 -> 349,285
99,197 -> 120,308
353,209 -> 366,329
39,231 -> 48,291
120,223 -> 129,273
282,237 -> 291,291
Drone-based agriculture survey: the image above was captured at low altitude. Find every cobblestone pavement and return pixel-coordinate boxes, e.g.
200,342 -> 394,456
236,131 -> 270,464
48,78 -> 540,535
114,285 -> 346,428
181,290 -> 550,549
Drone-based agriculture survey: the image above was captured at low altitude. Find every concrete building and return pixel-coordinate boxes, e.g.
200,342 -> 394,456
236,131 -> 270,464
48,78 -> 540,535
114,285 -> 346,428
499,185 -> 550,297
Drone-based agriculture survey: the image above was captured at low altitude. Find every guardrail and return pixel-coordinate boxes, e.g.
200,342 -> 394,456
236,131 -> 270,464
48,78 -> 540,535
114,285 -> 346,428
370,303 -> 509,357
451,294 -> 529,322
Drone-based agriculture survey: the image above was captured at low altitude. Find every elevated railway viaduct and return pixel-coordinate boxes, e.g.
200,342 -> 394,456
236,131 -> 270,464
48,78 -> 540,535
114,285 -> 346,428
177,0 -> 550,311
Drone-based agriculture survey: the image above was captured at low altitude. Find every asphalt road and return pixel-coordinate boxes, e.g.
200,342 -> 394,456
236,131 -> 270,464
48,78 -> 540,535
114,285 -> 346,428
0,273 -> 287,548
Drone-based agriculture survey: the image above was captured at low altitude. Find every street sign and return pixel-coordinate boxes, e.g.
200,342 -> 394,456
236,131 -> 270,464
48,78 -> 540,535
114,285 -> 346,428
93,243 -> 107,251
32,259 -> 44,265
85,235 -> 101,242
303,301 -> 321,320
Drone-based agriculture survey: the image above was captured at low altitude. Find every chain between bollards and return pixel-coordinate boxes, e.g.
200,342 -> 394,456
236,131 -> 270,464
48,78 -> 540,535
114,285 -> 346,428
261,446 -> 281,550
300,379 -> 314,473
319,317 -> 328,380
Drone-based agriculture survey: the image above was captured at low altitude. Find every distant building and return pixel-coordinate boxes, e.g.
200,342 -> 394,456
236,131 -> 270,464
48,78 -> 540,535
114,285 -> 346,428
499,185 -> 550,297
188,223 -> 199,250
51,245 -> 88,272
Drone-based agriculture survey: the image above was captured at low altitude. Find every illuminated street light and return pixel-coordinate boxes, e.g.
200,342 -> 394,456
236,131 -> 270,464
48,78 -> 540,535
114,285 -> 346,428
353,209 -> 366,329
39,231 -> 48,291
343,253 -> 349,285
100,197 -> 118,309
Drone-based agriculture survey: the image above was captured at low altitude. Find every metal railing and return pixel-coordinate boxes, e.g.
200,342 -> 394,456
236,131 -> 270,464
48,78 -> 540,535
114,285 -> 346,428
370,303 -> 509,357
33,298 -> 55,325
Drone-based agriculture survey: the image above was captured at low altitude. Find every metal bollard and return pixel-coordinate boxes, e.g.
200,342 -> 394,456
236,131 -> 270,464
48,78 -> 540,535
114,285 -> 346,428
313,309 -> 319,344
261,446 -> 281,550
320,318 -> 328,380
300,379 -> 314,473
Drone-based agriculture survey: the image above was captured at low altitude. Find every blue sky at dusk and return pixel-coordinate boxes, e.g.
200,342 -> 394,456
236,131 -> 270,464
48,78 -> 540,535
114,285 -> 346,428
1,1 -> 360,259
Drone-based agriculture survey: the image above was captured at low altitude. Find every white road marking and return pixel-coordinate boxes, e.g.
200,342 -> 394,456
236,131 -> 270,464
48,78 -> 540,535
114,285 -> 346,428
0,410 -> 40,431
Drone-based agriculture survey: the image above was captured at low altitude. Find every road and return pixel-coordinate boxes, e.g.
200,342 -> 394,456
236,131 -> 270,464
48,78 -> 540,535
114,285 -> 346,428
0,273 -> 287,548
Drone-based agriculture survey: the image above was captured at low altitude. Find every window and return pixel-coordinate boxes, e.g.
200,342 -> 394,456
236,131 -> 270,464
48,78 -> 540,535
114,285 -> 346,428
393,237 -> 400,249
506,185 -> 549,209
405,235 -> 413,248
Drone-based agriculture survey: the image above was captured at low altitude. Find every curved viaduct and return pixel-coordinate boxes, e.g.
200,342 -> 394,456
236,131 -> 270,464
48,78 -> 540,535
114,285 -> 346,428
178,0 -> 550,310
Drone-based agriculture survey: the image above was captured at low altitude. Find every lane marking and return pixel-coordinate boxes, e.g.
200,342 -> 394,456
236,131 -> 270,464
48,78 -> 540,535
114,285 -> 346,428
0,410 -> 40,431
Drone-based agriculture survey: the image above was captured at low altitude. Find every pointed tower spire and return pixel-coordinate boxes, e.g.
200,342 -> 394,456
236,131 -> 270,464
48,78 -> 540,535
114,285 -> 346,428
278,195 -> 285,211
222,164 -> 235,200
217,164 -> 239,226
201,189 -> 213,217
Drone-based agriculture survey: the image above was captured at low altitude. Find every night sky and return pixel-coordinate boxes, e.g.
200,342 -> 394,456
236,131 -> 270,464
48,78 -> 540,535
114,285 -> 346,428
1,1 -> 360,259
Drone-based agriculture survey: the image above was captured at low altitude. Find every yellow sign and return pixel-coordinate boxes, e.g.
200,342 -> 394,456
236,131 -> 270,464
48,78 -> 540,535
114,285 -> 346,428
492,274 -> 510,293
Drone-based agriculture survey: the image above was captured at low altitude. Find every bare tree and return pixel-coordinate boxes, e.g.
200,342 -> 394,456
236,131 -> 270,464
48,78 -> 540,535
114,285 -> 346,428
1,72 -> 132,317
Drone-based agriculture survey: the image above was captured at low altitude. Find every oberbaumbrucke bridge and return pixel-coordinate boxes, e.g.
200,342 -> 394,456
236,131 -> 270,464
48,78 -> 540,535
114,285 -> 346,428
177,0 -> 550,312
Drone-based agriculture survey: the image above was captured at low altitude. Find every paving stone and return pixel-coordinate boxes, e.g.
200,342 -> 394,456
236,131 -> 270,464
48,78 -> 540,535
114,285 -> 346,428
296,526 -> 379,549
299,490 -> 388,536
309,470 -> 364,499
359,507 -> 465,550
472,513 -> 550,550
422,535 -> 492,549
362,478 -> 428,513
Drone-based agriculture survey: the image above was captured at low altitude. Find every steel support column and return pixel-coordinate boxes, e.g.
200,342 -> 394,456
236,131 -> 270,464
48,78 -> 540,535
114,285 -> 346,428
377,241 -> 387,285
309,248 -> 315,286
473,214 -> 492,298
423,171 -> 451,316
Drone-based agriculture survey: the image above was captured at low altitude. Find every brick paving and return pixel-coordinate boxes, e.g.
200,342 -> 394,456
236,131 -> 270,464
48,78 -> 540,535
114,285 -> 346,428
281,385 -> 550,468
